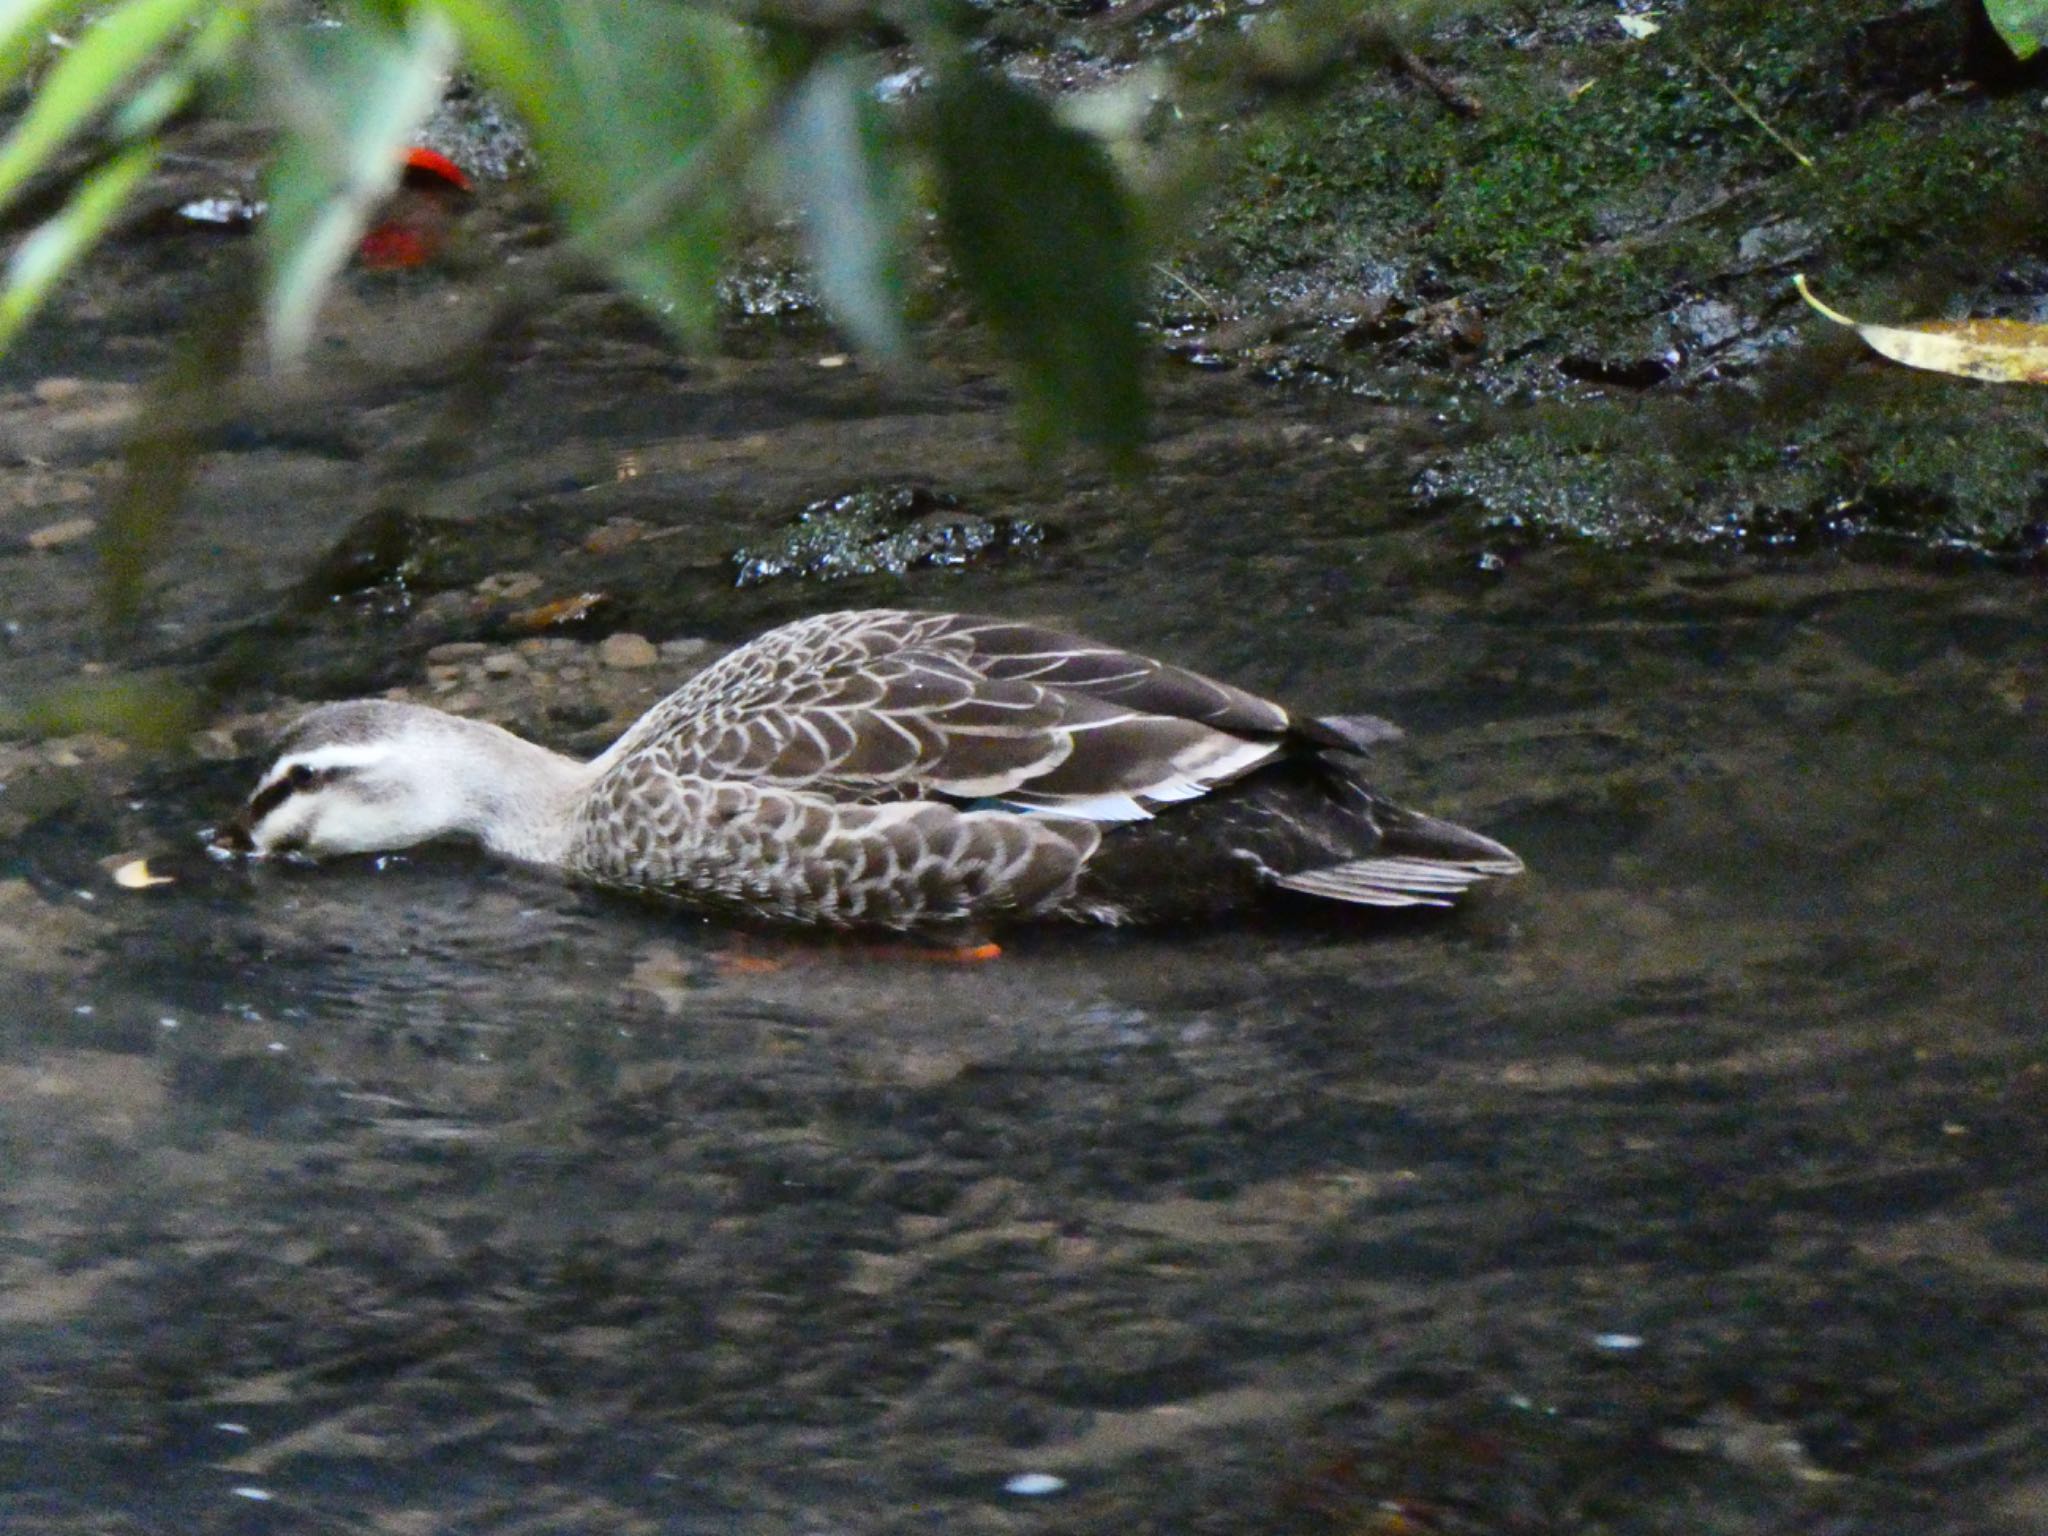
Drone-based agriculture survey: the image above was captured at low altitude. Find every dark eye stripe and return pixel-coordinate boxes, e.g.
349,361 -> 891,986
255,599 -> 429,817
245,765 -> 343,826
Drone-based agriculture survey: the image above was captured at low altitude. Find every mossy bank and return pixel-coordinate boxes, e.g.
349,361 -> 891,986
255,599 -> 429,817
1182,0 -> 2048,559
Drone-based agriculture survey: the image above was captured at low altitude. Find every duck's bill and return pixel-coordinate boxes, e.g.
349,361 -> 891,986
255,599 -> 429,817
209,813 -> 256,856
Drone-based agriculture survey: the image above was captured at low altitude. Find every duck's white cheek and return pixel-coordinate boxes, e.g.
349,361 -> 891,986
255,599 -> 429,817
306,779 -> 474,855
301,795 -> 426,856
251,794 -> 386,857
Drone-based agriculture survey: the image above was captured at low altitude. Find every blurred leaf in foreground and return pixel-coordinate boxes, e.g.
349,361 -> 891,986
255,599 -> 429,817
0,5 -> 252,350
928,68 -> 1147,467
1985,0 -> 2048,60
1,1 -> 94,88
0,0 -> 208,209
0,673 -> 196,748
773,54 -> 908,365
1795,274 -> 2048,385
102,278 -> 256,627
1,0 -> 1157,471
257,6 -> 458,364
442,0 -> 766,343
109,3 -> 254,141
0,141 -> 156,351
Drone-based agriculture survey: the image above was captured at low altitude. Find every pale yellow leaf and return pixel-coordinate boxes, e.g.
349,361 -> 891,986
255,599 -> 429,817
111,857 -> 173,889
1794,274 -> 2048,385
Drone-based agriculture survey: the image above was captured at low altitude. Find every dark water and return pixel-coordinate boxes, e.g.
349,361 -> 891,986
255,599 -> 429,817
2,242 -> 2046,1534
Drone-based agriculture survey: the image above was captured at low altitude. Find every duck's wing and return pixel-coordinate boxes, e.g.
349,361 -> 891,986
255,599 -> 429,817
920,614 -> 1293,737
620,610 -> 1291,822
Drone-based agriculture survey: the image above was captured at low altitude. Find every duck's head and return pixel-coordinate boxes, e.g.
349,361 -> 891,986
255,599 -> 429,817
223,700 -> 495,859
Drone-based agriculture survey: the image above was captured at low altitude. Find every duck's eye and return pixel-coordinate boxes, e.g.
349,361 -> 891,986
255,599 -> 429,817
286,763 -> 316,789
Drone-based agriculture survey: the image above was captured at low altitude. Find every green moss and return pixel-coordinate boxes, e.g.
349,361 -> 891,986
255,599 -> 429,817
1215,1 -> 1828,283
1421,370 -> 2048,555
1193,0 -> 2048,552
1816,107 -> 2044,268
1209,0 -> 2038,322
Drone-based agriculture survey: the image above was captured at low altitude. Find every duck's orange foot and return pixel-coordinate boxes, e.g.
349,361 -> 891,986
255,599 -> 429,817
707,931 -> 811,976
711,936 -> 1002,975
854,939 -> 1003,965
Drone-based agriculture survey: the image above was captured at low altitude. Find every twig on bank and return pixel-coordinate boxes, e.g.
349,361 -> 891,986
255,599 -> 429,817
1392,45 -> 1482,119
1153,262 -> 1221,318
1683,44 -> 1813,170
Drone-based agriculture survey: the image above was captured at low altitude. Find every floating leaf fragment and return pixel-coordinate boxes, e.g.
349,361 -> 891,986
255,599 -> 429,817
400,146 -> 470,193
112,857 -> 174,889
357,146 -> 473,269
1794,275 -> 2048,384
1003,1473 -> 1066,1496
509,591 -> 609,630
26,514 -> 97,549
1616,15 -> 1662,40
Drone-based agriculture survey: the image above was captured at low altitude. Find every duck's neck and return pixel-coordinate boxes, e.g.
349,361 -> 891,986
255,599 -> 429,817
440,718 -> 597,868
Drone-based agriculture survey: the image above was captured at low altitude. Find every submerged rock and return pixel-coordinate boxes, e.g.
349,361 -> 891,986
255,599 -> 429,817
730,485 -> 1050,588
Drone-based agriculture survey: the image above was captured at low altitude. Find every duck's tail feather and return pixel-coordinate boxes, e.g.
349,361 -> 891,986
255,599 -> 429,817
1271,801 -> 1523,909
1297,713 -> 1406,753
1376,805 -> 1524,872
1273,853 -> 1515,908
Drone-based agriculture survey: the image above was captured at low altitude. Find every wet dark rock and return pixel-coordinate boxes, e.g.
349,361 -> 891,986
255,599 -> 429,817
1412,346 -> 2048,561
719,266 -> 820,323
1670,297 -> 1748,356
1735,218 -> 1819,269
731,485 -> 1051,588
1841,2 -> 1975,109
420,73 -> 534,183
293,507 -> 436,609
1556,352 -> 1677,391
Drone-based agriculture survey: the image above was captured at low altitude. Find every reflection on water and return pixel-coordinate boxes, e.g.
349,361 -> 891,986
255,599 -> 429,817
3,336 -> 2045,1531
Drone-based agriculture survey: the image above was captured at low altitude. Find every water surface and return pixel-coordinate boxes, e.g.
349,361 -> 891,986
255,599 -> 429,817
1,247 -> 2044,1534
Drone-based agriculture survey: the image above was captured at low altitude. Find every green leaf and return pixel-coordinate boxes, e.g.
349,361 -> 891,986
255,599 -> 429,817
109,1 -> 252,140
0,0 -> 209,212
774,55 -> 907,363
927,67 -> 1146,467
443,0 -> 766,343
1986,0 -> 2048,59
0,138 -> 154,350
428,0 -> 553,123
0,0 -> 96,94
256,6 -> 457,365
0,3 -> 248,359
